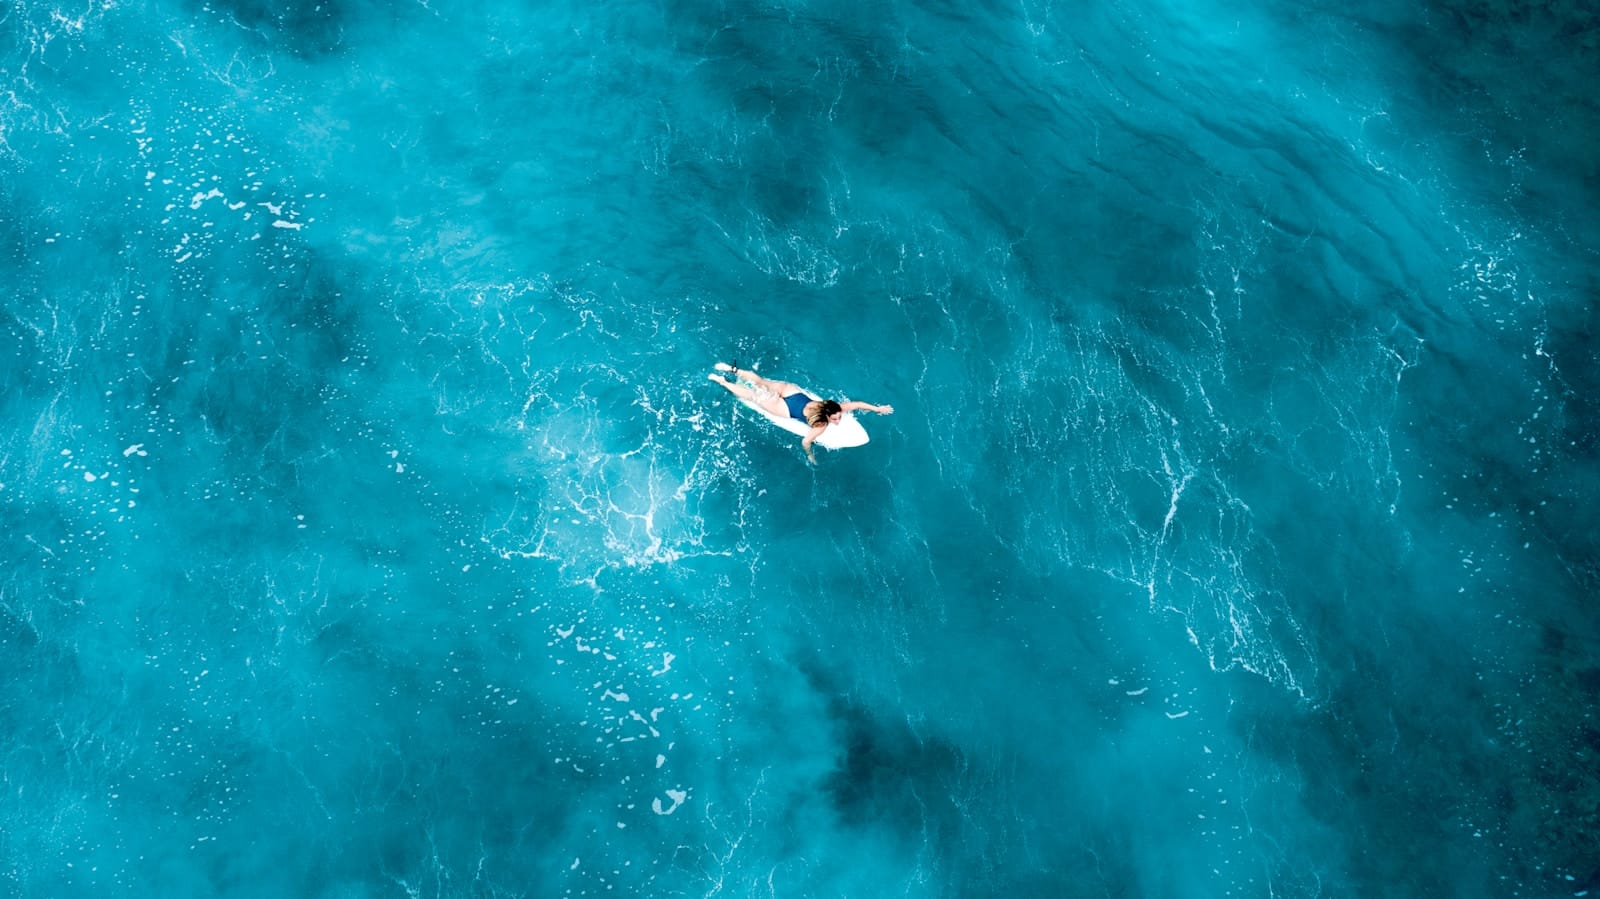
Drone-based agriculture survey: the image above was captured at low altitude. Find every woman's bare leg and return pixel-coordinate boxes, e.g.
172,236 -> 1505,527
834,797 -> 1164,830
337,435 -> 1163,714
717,364 -> 800,396
707,373 -> 758,403
711,364 -> 798,417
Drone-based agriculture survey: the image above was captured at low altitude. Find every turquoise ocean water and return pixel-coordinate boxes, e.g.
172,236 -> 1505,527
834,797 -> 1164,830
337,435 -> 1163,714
4,0 -> 1598,895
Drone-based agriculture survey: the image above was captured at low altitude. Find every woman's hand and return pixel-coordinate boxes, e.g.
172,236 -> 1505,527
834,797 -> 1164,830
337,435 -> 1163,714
802,428 -> 824,464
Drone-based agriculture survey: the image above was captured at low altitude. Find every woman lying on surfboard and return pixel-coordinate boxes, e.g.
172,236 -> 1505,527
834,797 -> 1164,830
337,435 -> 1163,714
708,362 -> 893,463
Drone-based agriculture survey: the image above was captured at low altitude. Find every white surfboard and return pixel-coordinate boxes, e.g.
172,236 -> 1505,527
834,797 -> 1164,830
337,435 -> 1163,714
731,382 -> 870,449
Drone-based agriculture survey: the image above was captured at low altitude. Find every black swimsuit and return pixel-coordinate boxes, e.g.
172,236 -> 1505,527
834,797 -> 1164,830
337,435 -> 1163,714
783,393 -> 814,422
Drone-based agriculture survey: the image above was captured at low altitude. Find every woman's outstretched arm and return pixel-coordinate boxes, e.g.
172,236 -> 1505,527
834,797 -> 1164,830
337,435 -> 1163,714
840,400 -> 894,414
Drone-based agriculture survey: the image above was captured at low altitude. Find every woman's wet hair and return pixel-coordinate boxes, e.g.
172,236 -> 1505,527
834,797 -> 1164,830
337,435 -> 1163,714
805,399 -> 843,428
